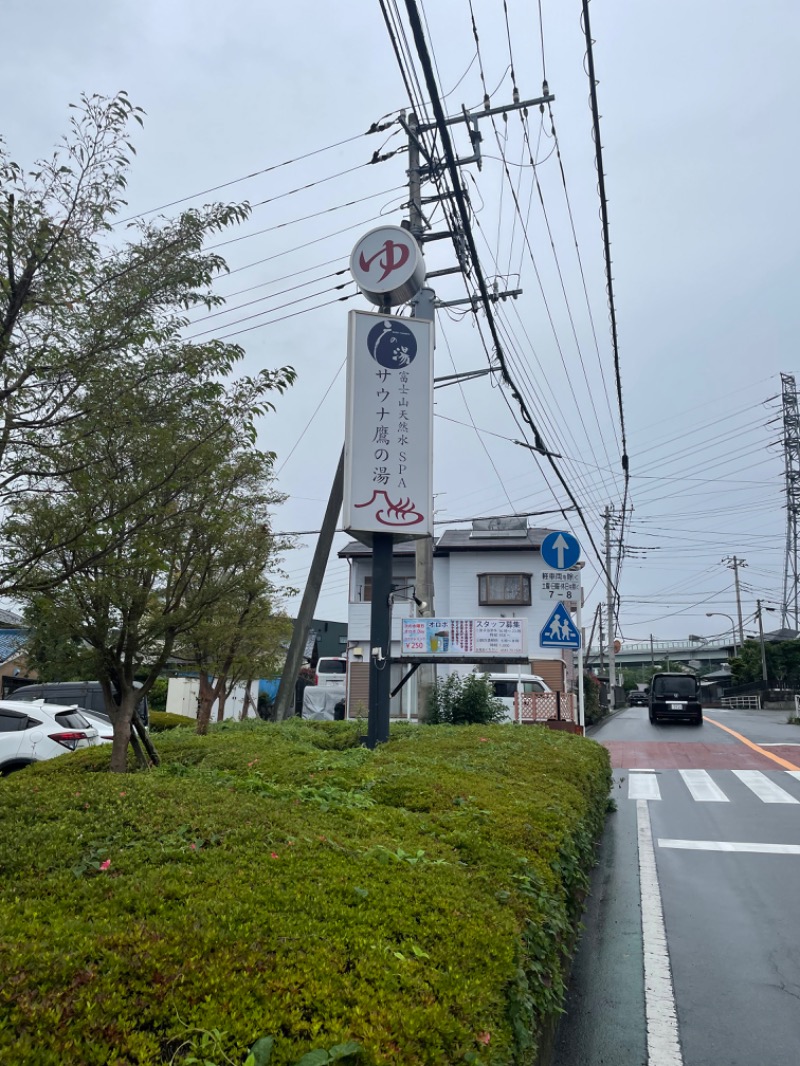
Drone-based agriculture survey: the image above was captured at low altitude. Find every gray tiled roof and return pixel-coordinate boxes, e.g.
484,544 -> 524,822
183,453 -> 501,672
338,526 -> 555,558
0,630 -> 26,664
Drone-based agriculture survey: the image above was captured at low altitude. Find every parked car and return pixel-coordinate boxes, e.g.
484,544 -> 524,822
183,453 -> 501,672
314,657 -> 347,689
75,709 -> 115,744
0,700 -> 99,775
485,673 -> 552,722
628,688 -> 649,706
649,672 -> 703,725
11,680 -> 149,726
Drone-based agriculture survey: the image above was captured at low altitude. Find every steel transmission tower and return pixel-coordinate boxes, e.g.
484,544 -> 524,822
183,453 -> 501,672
780,372 -> 800,631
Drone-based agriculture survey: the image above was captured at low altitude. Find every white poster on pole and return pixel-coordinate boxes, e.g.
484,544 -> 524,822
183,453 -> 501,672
343,310 -> 433,541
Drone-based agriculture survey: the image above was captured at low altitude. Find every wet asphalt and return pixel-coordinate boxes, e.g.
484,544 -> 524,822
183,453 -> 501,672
552,706 -> 800,1066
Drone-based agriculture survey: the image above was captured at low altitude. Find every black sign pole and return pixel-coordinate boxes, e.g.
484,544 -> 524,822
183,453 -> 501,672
367,531 -> 394,748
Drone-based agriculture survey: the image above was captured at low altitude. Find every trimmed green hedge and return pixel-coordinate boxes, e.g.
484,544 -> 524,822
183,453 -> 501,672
148,710 -> 196,732
0,720 -> 610,1065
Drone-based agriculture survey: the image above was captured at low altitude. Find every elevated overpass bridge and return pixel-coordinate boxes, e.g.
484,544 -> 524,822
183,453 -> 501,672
587,638 -> 734,671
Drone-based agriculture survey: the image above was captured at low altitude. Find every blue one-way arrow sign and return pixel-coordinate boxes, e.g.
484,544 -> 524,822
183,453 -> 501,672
540,602 -> 581,650
541,530 -> 581,570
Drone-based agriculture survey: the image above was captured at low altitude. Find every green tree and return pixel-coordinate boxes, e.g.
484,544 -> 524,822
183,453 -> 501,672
731,638 -> 800,688
730,640 -> 767,685
0,92 -> 262,593
176,528 -> 293,734
583,672 -> 603,724
11,366 -> 293,771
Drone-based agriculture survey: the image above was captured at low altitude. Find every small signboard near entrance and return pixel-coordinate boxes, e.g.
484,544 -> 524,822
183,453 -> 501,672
401,617 -> 527,658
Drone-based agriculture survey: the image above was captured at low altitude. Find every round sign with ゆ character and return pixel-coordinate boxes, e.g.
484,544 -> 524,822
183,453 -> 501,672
350,225 -> 425,307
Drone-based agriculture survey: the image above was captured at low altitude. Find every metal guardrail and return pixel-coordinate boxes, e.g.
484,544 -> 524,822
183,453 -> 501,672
721,695 -> 762,710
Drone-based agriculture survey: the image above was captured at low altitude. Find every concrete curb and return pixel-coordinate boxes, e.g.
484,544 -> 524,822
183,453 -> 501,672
586,704 -> 630,737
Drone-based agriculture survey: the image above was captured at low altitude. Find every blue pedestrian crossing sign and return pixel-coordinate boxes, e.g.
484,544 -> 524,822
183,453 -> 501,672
540,530 -> 581,571
540,602 -> 581,650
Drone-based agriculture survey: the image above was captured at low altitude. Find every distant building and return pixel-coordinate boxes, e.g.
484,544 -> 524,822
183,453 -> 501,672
339,522 -> 581,717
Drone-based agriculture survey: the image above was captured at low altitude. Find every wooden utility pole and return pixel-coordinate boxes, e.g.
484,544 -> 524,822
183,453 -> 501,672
274,449 -> 344,721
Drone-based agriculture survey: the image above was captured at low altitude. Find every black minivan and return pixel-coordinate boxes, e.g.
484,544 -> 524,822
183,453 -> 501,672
11,681 -> 149,727
649,672 -> 703,726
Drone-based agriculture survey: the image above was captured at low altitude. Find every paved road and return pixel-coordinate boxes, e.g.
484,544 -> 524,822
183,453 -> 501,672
554,705 -> 800,1066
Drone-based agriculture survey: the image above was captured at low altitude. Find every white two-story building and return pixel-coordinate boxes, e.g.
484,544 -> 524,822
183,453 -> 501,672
338,521 -> 582,718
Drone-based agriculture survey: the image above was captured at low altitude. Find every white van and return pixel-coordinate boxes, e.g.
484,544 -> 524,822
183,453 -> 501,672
314,657 -> 347,689
485,672 -> 551,722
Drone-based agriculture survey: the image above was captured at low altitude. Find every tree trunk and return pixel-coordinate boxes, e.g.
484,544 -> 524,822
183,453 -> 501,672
129,728 -> 149,770
196,672 -> 215,735
132,711 -> 160,766
109,689 -> 138,773
240,679 -> 255,720
216,687 -> 227,722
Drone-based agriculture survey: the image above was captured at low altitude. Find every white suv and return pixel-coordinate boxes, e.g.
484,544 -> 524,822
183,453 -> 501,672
0,700 -> 100,775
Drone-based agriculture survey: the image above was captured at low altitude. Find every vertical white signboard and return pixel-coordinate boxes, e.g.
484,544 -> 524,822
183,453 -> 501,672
343,310 -> 433,542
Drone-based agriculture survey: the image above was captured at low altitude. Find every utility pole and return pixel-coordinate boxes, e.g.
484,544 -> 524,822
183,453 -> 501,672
407,113 -> 436,722
779,373 -> 800,631
755,599 -> 776,688
598,611 -> 604,673
605,506 -> 616,705
650,633 -> 655,670
275,449 -> 344,721
723,555 -> 747,646
756,599 -> 768,686
279,88 -> 552,728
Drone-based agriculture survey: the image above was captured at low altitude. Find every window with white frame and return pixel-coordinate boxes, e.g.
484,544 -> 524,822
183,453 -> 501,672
477,572 -> 532,606
355,575 -> 414,603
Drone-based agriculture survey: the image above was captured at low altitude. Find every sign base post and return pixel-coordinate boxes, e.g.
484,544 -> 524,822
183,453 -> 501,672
367,532 -> 394,748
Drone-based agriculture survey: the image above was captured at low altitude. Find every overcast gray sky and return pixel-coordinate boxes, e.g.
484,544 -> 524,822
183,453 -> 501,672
5,0 -> 799,645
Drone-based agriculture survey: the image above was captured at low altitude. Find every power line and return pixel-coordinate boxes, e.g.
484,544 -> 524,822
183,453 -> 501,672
184,280 -> 355,341
116,126 -> 394,223
581,0 -> 630,592
205,185 -> 405,252
401,0 -> 613,585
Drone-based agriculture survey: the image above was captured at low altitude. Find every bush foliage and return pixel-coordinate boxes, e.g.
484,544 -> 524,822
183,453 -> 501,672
0,719 -> 610,1065
148,710 -> 194,732
426,672 -> 507,725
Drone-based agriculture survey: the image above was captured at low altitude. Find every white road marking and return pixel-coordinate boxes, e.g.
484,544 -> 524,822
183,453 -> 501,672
759,742 -> 800,747
637,800 -> 684,1065
628,768 -> 656,772
787,771 -> 800,783
629,773 -> 661,800
658,839 -> 800,855
678,769 -> 729,802
732,770 -> 799,804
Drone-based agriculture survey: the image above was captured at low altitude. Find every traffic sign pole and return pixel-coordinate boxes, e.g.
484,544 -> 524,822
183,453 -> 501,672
577,595 -> 585,731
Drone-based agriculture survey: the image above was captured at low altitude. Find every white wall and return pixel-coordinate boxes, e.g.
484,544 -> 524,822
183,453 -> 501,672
166,677 -> 260,721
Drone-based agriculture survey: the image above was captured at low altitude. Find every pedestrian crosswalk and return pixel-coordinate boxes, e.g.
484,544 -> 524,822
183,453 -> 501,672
625,768 -> 800,804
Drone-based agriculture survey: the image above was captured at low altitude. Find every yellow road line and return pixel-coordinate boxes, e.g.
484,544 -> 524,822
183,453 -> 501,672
704,716 -> 800,771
